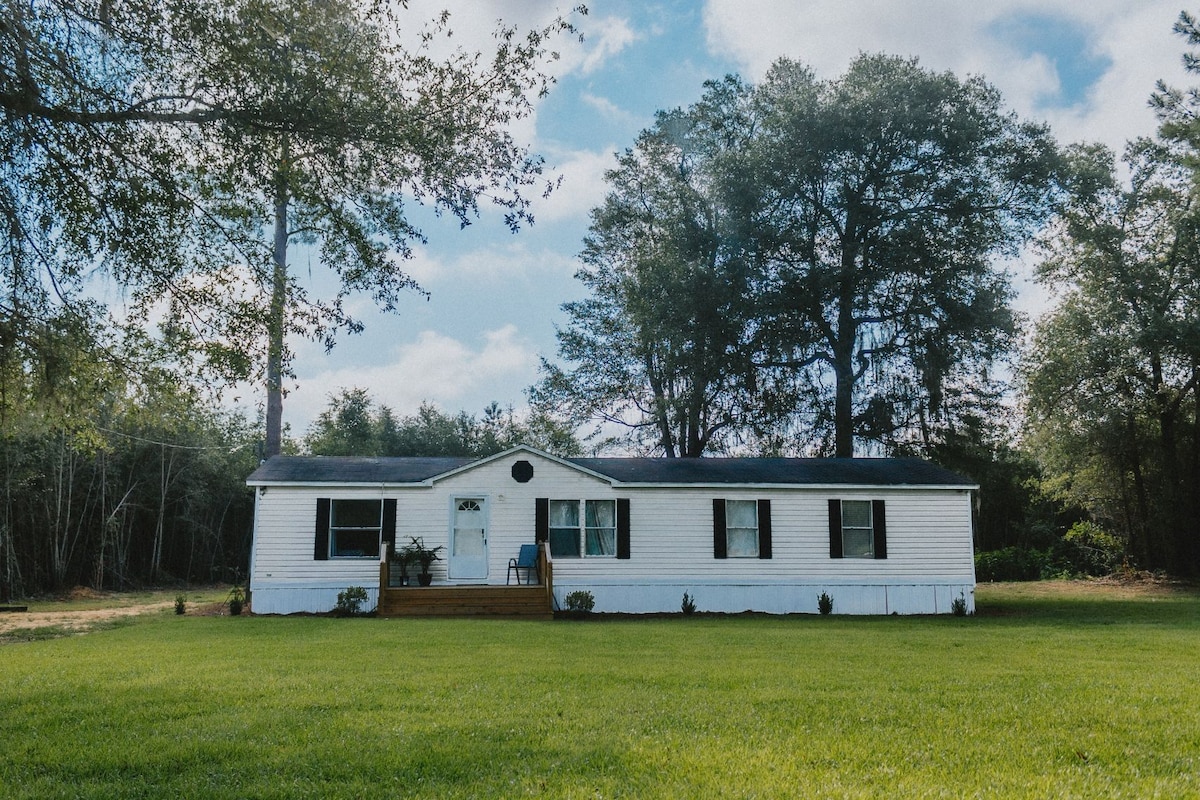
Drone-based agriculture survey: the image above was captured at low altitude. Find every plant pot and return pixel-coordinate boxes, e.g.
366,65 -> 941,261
418,573 -> 433,586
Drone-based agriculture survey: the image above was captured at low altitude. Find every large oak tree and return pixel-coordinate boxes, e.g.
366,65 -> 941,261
2,0 -> 580,456
750,55 -> 1059,457
538,55 -> 1059,457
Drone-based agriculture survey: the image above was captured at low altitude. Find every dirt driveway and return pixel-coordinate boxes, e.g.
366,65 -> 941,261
0,600 -> 176,635
0,587 -> 233,639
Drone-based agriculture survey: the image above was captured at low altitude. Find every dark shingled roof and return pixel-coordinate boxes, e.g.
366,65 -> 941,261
568,457 -> 973,486
247,456 -> 473,484
248,453 -> 974,487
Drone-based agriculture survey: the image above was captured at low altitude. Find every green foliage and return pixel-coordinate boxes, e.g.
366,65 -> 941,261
951,593 -> 970,617
333,586 -> 370,616
0,308 -> 258,600
539,54 -> 1058,457
174,595 -> 186,615
977,528 -> 1127,581
563,590 -> 595,613
1025,136 -> 1200,576
1061,522 -> 1125,573
227,586 -> 245,616
402,538 -> 444,575
1,0 -> 583,458
817,592 -> 833,615
5,586 -> 1200,797
533,77 -> 761,456
681,591 -> 697,615
975,547 -> 1051,582
305,390 -> 580,457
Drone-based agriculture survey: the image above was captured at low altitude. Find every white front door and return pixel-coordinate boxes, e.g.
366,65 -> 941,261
449,497 -> 488,580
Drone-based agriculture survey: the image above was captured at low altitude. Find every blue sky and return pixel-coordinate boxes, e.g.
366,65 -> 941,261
274,0 -> 1193,440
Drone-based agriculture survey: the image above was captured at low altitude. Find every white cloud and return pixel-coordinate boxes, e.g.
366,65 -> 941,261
701,0 -> 1189,151
390,239 -> 579,286
563,15 -> 640,75
580,92 -> 640,125
285,325 -> 539,431
532,146 -> 616,223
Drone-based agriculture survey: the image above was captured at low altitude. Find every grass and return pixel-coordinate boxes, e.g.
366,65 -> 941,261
1,583 -> 1198,798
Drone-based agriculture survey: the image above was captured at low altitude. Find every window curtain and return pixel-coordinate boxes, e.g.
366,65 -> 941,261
585,500 -> 616,555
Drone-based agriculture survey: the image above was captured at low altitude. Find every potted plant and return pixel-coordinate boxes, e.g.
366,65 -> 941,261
404,537 -> 444,586
228,585 -> 245,616
390,545 -> 413,586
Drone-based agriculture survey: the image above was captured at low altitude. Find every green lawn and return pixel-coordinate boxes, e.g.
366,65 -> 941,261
1,584 -> 1198,799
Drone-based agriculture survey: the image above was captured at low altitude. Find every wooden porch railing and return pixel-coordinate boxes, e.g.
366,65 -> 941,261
376,541 -> 555,617
539,540 -> 554,611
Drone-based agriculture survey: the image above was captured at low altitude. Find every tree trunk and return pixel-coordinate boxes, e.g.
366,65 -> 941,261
833,271 -> 857,458
264,138 -> 290,459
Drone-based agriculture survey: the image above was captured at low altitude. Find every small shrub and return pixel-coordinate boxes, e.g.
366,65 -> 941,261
228,586 -> 245,616
951,593 -> 969,617
974,546 -> 1049,581
564,590 -> 595,613
334,586 -> 370,616
681,591 -> 697,615
174,594 -> 186,615
1059,521 -> 1125,576
817,592 -> 833,615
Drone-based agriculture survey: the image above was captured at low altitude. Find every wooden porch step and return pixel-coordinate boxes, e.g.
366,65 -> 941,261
379,585 -> 551,618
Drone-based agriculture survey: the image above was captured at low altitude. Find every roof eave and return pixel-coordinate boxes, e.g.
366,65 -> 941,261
613,482 -> 979,491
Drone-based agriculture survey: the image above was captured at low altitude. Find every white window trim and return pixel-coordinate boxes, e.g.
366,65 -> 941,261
840,498 -> 874,559
548,498 -> 617,558
725,499 -> 760,558
329,498 -> 383,559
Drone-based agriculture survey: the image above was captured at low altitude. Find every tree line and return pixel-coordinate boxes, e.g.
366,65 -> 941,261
3,4 -> 1200,593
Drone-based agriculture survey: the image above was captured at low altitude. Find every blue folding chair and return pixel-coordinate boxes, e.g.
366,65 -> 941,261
507,544 -> 540,585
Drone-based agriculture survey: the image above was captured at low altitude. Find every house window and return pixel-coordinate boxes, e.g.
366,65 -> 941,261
548,499 -> 617,557
329,499 -> 382,558
585,500 -> 617,556
725,500 -> 759,557
548,500 -> 581,557
841,500 -> 874,558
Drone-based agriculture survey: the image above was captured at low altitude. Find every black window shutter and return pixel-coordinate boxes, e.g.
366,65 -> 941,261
828,499 -> 843,559
872,499 -> 887,559
713,499 -> 727,559
757,499 -> 772,559
616,498 -> 631,559
535,498 -> 549,543
382,499 -> 397,553
314,498 -> 331,561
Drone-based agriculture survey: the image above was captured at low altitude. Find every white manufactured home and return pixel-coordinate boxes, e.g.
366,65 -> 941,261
246,445 -> 978,616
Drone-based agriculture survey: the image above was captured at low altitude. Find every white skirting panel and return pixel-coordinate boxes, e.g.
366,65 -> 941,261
249,584 -> 380,615
554,580 -> 975,615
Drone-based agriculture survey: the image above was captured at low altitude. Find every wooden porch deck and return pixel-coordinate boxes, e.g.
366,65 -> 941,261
378,584 -> 552,618
377,546 -> 554,619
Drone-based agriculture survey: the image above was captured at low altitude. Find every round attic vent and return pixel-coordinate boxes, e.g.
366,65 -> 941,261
511,460 -> 534,483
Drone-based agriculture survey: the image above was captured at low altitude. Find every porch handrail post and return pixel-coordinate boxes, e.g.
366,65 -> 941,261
379,542 -> 390,595
540,541 -> 553,611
